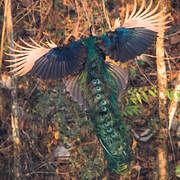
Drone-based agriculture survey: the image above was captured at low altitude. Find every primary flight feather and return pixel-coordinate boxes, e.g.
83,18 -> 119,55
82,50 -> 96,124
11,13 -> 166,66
5,0 -> 169,173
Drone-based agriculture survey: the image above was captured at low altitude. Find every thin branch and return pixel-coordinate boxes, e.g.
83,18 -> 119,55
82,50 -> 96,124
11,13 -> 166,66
14,1 -> 39,26
143,53 -> 180,60
80,0 -> 92,29
165,30 -> 180,37
102,0 -> 112,31
136,59 -> 154,86
0,5 -> 6,68
37,0 -> 53,39
64,0 -> 81,43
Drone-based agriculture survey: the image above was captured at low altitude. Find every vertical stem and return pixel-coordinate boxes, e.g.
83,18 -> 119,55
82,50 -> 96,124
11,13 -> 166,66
119,0 -> 125,23
156,0 -> 168,179
0,89 -> 3,119
80,0 -> 91,28
102,0 -> 112,31
0,8 -> 6,68
4,0 -> 22,179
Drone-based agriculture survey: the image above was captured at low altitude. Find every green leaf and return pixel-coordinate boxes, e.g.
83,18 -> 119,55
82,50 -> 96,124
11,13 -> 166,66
125,97 -> 129,105
142,91 -> 149,103
153,85 -> 157,91
148,89 -> 157,97
165,89 -> 174,100
170,90 -> 174,100
123,111 -> 128,116
130,97 -> 137,105
55,112 -> 61,119
133,88 -> 138,93
130,67 -> 137,78
136,92 -> 142,104
46,24 -> 53,30
136,59 -> 145,66
177,92 -> 180,101
131,108 -> 138,115
165,89 -> 170,98
176,165 -> 180,177
127,109 -> 133,116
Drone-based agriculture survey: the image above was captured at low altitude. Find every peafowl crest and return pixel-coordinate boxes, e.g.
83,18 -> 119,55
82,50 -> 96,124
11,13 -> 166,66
5,0 -> 169,173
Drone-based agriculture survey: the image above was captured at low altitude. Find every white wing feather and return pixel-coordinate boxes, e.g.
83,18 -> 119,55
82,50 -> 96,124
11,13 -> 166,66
5,39 -> 57,76
114,0 -> 170,32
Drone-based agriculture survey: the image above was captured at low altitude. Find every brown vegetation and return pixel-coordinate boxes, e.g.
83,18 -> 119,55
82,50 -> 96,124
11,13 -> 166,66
0,0 -> 180,179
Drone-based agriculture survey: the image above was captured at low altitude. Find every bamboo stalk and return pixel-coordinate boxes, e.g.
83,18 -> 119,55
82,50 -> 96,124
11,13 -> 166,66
155,0 -> 169,179
4,0 -> 22,179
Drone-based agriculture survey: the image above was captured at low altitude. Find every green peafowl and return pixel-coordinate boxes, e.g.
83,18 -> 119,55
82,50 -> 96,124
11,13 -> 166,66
5,0 -> 169,173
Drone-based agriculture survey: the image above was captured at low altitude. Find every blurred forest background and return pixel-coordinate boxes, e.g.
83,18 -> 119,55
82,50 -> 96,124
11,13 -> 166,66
0,0 -> 180,179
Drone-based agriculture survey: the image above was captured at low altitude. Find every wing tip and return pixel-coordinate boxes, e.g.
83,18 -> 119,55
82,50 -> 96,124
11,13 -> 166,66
5,39 -> 51,77
121,0 -> 170,32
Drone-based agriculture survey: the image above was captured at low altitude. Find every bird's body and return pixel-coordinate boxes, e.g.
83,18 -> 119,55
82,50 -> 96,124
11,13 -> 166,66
5,0 -> 170,173
78,37 -> 132,172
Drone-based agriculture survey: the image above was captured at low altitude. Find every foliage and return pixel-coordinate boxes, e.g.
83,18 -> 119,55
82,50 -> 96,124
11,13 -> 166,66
126,86 -> 157,105
122,105 -> 142,117
176,164 -> 180,178
31,84 -> 105,179
120,85 -> 157,117
165,89 -> 180,101
0,0 -> 180,179
122,85 -> 180,118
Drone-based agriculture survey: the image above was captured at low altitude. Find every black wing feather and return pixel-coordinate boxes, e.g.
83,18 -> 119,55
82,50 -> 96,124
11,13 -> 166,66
29,41 -> 87,79
98,27 -> 157,62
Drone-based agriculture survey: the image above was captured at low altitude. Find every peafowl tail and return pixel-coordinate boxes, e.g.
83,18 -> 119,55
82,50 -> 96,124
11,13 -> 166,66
89,99 -> 133,173
78,37 -> 133,173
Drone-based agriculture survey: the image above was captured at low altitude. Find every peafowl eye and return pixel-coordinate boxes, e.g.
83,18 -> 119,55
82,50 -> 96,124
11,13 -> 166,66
101,100 -> 106,105
96,94 -> 102,100
5,0 -> 169,174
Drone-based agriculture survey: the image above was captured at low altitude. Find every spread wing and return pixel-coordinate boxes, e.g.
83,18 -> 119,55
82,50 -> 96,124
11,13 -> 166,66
98,0 -> 170,62
5,39 -> 87,79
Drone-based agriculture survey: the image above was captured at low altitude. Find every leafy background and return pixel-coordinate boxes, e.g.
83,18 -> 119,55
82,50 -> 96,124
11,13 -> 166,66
0,0 -> 180,179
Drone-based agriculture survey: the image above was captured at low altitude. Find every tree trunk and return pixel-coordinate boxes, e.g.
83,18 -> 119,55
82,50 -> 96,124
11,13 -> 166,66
4,0 -> 23,179
156,0 -> 169,179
